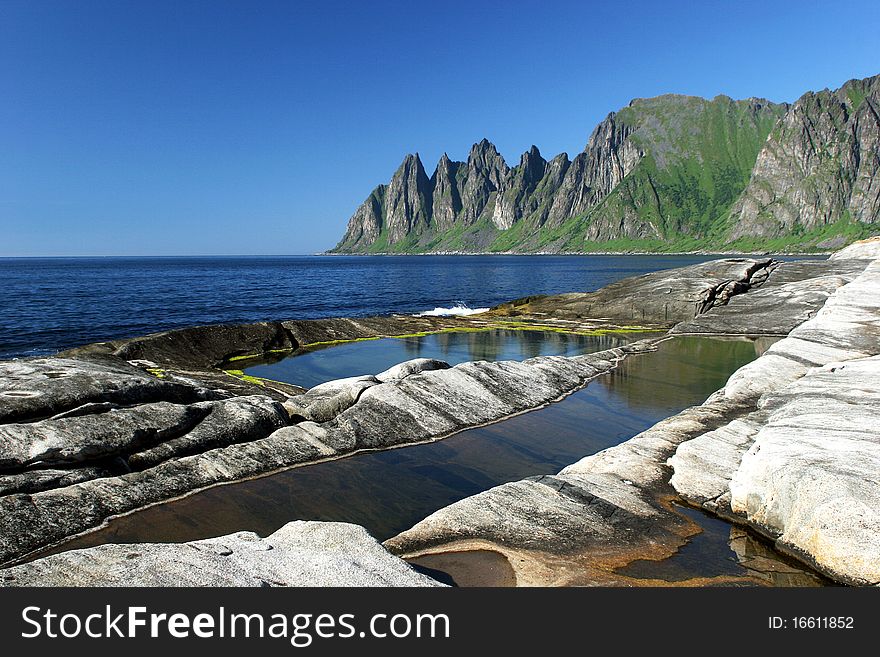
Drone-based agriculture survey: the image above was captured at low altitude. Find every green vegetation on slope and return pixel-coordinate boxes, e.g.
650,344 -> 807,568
332,77 -> 880,254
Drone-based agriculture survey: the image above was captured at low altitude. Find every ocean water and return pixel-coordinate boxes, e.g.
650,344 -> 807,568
0,254 -> 815,360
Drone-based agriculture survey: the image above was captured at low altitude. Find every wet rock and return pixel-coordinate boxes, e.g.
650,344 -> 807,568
729,77 -> 880,241
64,322 -> 297,370
0,521 -> 442,587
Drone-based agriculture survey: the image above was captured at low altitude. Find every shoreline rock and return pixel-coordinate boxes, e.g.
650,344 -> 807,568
0,246 -> 877,583
0,521 -> 441,587
386,240 -> 880,585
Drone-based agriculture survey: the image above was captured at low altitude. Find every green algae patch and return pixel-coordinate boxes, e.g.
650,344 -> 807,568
226,348 -> 293,364
224,369 -> 271,387
146,368 -> 166,379
302,336 -> 383,348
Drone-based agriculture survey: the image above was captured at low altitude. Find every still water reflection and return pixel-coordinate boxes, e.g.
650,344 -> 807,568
244,329 -> 643,389
56,336 -> 766,549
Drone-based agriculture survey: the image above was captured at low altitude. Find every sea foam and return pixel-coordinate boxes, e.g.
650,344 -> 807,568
415,303 -> 489,317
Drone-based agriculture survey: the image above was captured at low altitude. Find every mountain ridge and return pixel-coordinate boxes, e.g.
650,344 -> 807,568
331,75 -> 880,254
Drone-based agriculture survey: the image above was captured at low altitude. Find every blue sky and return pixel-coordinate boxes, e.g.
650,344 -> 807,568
2,0 -> 878,256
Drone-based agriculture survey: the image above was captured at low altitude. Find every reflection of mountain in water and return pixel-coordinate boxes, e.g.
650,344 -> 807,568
247,329 -> 651,391
596,337 -> 765,414
406,329 -> 627,363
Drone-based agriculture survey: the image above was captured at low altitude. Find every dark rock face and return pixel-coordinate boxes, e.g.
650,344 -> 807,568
384,153 -> 433,244
458,138 -> 510,226
729,76 -> 880,240
545,113 -> 642,227
64,321 -> 298,369
430,153 -> 461,232
338,185 -> 385,247
492,146 -> 546,229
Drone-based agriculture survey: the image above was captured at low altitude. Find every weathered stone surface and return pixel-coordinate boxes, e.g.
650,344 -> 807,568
387,471 -> 671,557
282,375 -> 380,423
282,357 -> 456,426
0,402 -> 207,469
0,424 -> 331,564
375,358 -> 451,382
0,344 -> 644,564
65,322 -> 297,369
0,357 -> 214,424
829,235 -> 880,260
0,522 -> 442,587
667,256 -> 880,582
729,356 -> 880,585
0,396 -> 287,473
491,258 -> 775,324
671,259 -> 868,335
0,464 -> 123,497
667,415 -> 765,505
126,397 -> 289,470
390,246 -> 880,585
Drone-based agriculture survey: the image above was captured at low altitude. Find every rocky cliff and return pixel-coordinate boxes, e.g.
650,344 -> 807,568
331,74 -> 880,253
728,76 -> 880,248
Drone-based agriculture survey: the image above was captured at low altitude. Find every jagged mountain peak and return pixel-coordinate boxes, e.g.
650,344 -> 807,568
396,151 -> 425,168
332,73 -> 880,254
467,138 -> 505,165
